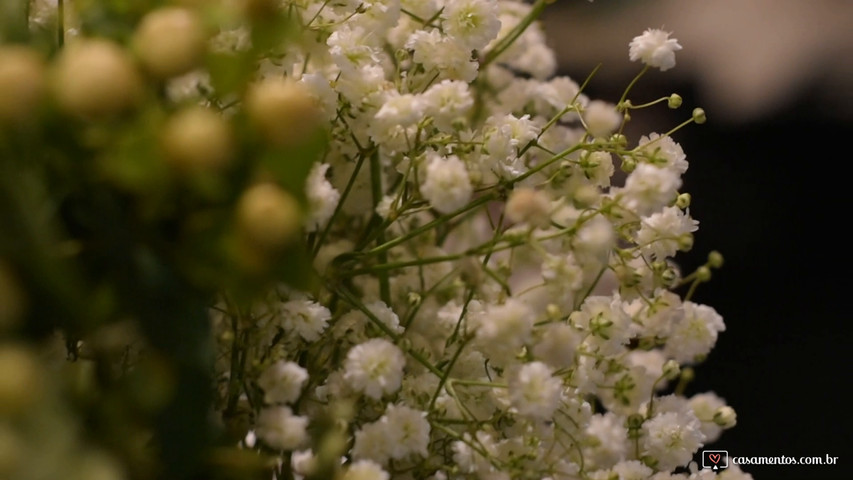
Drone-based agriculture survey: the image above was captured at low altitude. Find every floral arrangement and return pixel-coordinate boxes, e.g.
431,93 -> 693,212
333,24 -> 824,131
0,1 -> 751,479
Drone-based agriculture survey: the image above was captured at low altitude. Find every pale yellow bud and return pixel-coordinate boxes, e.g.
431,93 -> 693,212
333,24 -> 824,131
51,39 -> 142,118
133,7 -> 207,79
245,78 -> 321,147
505,187 -> 551,228
161,106 -> 234,173
0,344 -> 43,416
0,47 -> 46,124
236,183 -> 302,251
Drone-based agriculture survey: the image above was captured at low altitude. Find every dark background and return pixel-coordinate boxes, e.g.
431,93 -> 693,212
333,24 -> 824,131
544,2 -> 852,478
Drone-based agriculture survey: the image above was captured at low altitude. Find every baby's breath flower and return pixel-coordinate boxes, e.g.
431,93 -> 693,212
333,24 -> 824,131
344,338 -> 405,399
257,361 -> 308,404
256,406 -> 309,451
629,29 -> 683,71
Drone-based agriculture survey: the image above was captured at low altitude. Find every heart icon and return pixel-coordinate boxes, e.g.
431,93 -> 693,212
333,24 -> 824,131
709,453 -> 721,464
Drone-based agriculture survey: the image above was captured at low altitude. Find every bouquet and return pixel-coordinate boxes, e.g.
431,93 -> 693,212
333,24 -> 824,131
0,1 -> 749,479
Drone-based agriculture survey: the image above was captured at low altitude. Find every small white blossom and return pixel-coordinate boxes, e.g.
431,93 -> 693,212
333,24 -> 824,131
637,206 -> 699,260
509,361 -> 562,419
629,29 -> 682,71
642,411 -> 705,471
257,361 -> 308,404
621,163 -> 683,216
664,302 -> 725,363
342,460 -> 390,480
420,152 -> 472,214
441,0 -> 502,51
256,406 -> 309,451
280,299 -> 331,342
344,338 -> 406,399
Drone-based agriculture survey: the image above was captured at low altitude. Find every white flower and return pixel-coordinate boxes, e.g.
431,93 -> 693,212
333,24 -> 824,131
257,361 -> 308,404
664,302 -> 725,363
636,206 -> 699,260
637,133 -> 688,174
352,421 -> 394,464
583,100 -> 621,138
305,163 -> 341,232
344,338 -> 406,399
383,404 -> 431,459
509,361 -> 562,419
629,28 -> 682,71
532,323 -> 582,369
584,412 -> 630,470
475,298 -> 534,363
612,460 -> 653,480
689,392 -> 727,443
483,113 -> 539,177
255,406 -> 309,450
422,80 -> 474,132
621,163 -> 682,216
642,411 -> 705,471
342,460 -> 390,480
441,0 -> 501,51
420,152 -> 472,214
280,299 -> 331,342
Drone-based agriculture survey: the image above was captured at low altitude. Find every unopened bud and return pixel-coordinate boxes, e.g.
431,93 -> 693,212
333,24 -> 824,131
245,78 -> 322,147
662,359 -> 680,380
692,108 -> 706,124
707,250 -> 724,269
620,157 -> 636,173
51,39 -> 142,118
696,265 -> 712,282
0,47 -> 46,125
161,106 -> 234,173
713,406 -> 737,428
677,233 -> 694,251
133,7 -> 207,79
667,94 -> 682,109
675,193 -> 691,209
236,183 -> 302,251
573,184 -> 599,208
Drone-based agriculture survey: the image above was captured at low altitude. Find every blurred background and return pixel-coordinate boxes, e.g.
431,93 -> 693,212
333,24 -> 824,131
543,1 -> 852,478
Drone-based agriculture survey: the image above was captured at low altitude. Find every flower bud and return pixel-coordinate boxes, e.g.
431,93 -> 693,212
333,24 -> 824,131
675,192 -> 691,209
0,262 -> 25,331
245,78 -> 322,147
662,359 -> 680,380
713,406 -> 737,428
0,46 -> 46,125
161,106 -> 234,173
573,184 -> 599,208
667,93 -> 682,109
505,187 -> 551,228
696,265 -> 712,282
0,344 -> 43,416
620,157 -> 636,173
133,7 -> 207,79
51,39 -> 142,118
692,107 -> 706,124
707,250 -> 724,269
661,267 -> 678,286
236,183 -> 302,251
677,232 -> 694,251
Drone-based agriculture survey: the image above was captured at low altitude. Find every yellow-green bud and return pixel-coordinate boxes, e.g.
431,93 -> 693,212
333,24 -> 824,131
713,406 -> 737,428
161,106 -> 234,173
236,183 -> 302,251
677,232 -> 694,251
692,107 -> 706,124
707,250 -> 724,269
51,39 -> 142,118
620,157 -> 636,173
662,359 -> 680,380
133,7 -> 207,79
0,46 -> 46,125
696,265 -> 712,282
245,78 -> 322,147
0,344 -> 43,416
668,93 -> 682,109
675,192 -> 691,209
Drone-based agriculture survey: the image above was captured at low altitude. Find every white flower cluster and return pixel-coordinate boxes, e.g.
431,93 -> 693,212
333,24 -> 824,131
209,2 -> 743,479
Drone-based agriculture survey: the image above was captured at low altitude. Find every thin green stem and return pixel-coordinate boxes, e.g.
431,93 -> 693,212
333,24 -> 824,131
368,151 -> 391,304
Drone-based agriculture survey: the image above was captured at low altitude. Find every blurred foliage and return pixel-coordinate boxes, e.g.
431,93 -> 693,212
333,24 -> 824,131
0,1 -> 324,478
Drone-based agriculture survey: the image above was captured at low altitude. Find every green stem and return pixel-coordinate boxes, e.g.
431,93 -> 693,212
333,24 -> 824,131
481,0 -> 550,67
368,151 -> 391,305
